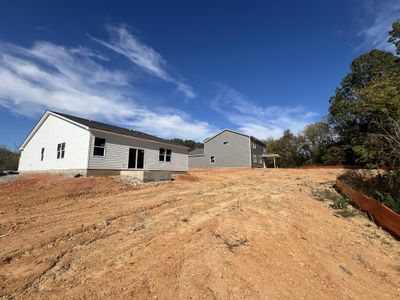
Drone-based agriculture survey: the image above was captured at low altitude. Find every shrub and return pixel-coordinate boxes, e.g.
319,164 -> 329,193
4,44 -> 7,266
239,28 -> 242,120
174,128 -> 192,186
0,146 -> 20,170
339,170 -> 400,214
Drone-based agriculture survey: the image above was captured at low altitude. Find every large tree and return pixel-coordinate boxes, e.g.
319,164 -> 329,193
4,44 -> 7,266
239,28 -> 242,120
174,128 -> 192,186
328,41 -> 400,165
302,121 -> 343,165
0,147 -> 20,170
389,20 -> 400,55
266,130 -> 307,167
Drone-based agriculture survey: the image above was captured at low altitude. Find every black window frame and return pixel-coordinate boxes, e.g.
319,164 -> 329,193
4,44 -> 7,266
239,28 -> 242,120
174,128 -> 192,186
165,149 -> 172,162
210,155 -> 215,163
41,147 -> 45,161
159,148 -> 165,161
93,137 -> 106,157
159,148 -> 172,162
57,142 -> 65,159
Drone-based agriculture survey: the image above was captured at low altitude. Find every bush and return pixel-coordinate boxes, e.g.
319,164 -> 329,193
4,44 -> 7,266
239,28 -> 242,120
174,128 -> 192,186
0,146 -> 20,170
339,170 -> 400,213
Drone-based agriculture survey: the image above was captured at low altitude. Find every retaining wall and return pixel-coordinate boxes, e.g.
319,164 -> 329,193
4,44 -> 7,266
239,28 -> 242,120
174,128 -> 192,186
336,179 -> 400,238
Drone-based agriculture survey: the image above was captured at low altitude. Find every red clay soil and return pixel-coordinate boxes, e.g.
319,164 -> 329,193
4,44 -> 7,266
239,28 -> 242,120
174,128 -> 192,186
1,169 -> 399,299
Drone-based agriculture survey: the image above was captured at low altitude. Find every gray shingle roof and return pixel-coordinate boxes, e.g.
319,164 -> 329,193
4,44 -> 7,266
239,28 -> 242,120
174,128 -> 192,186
52,111 -> 188,148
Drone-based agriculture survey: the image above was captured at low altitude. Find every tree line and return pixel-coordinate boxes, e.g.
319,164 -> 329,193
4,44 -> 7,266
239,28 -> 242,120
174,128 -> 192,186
0,147 -> 20,170
266,20 -> 400,169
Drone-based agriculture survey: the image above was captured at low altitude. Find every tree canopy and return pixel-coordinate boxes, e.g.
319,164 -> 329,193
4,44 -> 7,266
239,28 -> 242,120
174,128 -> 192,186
328,20 -> 400,166
169,138 -> 203,151
0,147 -> 20,170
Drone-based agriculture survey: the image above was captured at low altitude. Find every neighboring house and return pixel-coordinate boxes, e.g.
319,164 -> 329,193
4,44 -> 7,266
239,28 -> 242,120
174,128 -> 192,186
188,129 -> 266,168
18,111 -> 189,176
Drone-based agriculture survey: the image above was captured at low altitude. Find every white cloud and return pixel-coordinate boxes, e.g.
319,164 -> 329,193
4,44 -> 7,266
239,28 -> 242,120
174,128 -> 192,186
212,85 -> 318,140
89,25 -> 196,99
0,41 -> 213,141
358,0 -> 400,52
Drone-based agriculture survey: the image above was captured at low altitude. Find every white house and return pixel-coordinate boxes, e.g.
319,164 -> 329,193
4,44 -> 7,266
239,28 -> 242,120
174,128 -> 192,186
18,111 -> 189,176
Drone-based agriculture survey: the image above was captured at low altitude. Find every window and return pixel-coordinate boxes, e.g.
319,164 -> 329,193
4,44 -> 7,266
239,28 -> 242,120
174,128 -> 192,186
41,147 -> 45,161
252,141 -> 256,149
93,137 -> 106,156
263,146 -> 266,153
210,155 -> 215,163
159,148 -> 172,162
57,143 -> 65,159
159,148 -> 165,161
166,149 -> 171,162
223,141 -> 229,145
253,154 -> 257,163
258,156 -> 263,164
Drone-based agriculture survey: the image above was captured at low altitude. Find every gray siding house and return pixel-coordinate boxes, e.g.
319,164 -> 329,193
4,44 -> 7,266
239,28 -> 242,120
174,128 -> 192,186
18,111 -> 189,176
188,129 -> 266,168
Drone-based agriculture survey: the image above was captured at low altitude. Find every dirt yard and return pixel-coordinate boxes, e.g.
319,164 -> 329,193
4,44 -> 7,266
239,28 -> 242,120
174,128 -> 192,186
1,169 -> 399,299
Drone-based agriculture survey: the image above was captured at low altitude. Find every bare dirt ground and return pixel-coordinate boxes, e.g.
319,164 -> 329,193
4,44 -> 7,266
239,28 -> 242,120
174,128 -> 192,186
0,169 -> 399,299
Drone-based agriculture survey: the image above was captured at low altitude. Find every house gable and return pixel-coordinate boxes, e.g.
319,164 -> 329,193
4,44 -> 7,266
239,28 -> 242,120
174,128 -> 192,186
19,111 -> 89,150
18,113 -> 91,172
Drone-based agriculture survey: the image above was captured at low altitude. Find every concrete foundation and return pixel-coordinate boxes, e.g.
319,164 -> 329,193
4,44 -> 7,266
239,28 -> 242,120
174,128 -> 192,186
18,169 -> 173,182
120,170 -> 171,182
86,169 -> 121,176
18,169 -> 87,176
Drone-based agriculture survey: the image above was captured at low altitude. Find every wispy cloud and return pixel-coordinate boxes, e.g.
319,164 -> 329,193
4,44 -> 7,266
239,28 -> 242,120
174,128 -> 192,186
212,85 -> 318,139
358,0 -> 400,52
89,25 -> 196,98
0,40 -> 213,140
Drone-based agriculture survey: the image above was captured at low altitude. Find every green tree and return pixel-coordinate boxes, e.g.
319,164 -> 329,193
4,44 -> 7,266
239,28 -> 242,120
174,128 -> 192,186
0,146 -> 20,170
169,138 -> 203,151
302,121 -> 344,165
266,130 -> 307,167
388,19 -> 400,55
328,48 -> 400,165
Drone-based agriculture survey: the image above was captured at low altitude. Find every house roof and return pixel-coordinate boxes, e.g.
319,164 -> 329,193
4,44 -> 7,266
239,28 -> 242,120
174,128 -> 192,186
20,111 -> 189,150
188,148 -> 204,156
204,129 -> 266,146
262,153 -> 281,158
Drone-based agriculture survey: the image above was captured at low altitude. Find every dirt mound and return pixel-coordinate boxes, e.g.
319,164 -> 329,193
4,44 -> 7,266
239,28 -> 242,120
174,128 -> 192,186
1,169 -> 399,299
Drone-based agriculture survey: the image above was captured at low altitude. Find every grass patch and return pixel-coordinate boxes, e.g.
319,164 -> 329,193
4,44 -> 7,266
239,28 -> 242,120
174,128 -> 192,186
312,188 -> 357,218
339,170 -> 400,214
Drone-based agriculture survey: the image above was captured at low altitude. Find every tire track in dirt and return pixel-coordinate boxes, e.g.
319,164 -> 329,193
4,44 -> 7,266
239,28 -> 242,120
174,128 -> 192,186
1,169 -> 400,299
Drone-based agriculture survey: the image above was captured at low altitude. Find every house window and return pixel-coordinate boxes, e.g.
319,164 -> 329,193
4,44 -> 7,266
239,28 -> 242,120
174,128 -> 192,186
57,143 -> 65,159
41,147 -> 45,161
93,137 -> 106,156
159,148 -> 165,161
159,148 -> 172,162
252,141 -> 256,149
258,156 -> 263,164
210,155 -> 215,163
166,149 -> 172,162
223,141 -> 229,145
253,154 -> 257,163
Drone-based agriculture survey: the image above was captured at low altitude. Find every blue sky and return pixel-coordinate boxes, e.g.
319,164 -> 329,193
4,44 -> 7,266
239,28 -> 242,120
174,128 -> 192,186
0,0 -> 399,148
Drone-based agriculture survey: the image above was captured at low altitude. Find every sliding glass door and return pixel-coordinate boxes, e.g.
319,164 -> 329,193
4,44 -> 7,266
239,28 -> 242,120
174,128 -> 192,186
128,148 -> 144,169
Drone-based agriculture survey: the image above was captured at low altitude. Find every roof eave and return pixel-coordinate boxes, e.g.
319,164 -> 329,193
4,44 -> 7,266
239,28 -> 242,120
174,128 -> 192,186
88,128 -> 190,150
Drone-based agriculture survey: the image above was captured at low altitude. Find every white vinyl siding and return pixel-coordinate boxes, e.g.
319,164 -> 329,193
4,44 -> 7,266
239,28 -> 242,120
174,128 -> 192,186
18,114 -> 90,171
87,130 -> 188,172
